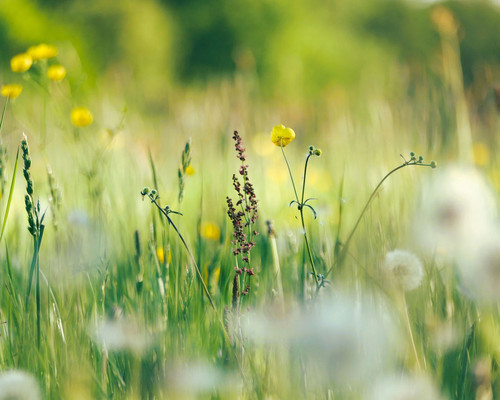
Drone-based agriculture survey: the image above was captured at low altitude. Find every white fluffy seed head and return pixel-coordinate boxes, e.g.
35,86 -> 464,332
456,232 -> 500,304
367,374 -> 445,400
0,370 -> 41,400
382,249 -> 424,291
415,166 -> 497,260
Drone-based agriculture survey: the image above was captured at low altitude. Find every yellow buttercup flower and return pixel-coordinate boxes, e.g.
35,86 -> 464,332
270,124 -> 295,147
1,84 -> 23,99
200,222 -> 221,240
71,107 -> 93,127
47,65 -> 66,81
10,53 -> 33,73
185,165 -> 195,176
156,246 -> 172,265
27,43 -> 58,60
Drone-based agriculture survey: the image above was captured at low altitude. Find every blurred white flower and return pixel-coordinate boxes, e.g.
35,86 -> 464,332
382,249 -> 424,291
456,232 -> 500,304
92,317 -> 151,353
415,166 -> 497,259
243,292 -> 401,386
0,370 -> 41,400
367,374 -> 445,400
164,361 -> 241,396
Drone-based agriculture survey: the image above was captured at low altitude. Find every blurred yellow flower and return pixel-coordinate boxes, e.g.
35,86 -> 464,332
27,43 -> 58,60
270,124 -> 295,147
432,6 -> 458,35
10,53 -> 32,73
47,65 -> 66,81
473,142 -> 490,166
200,222 -> 221,240
71,107 -> 93,127
1,84 -> 23,99
156,246 -> 172,265
185,165 -> 195,176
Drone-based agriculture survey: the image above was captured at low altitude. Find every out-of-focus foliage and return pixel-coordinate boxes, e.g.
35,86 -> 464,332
2,0 -> 500,102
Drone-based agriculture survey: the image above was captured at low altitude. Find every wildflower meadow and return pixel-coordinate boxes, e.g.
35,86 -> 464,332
1,1 -> 500,399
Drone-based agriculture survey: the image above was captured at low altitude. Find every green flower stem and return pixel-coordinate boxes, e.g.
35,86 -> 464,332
147,194 -> 250,389
325,160 -> 435,280
0,98 -> 9,135
280,143 -> 300,204
149,196 -> 216,311
280,143 -> 320,287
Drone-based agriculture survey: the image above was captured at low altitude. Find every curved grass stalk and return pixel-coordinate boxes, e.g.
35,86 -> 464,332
325,156 -> 436,280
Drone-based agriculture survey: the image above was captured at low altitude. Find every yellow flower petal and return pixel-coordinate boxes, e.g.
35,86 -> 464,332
27,43 -> 58,60
47,65 -> 66,81
10,53 -> 32,73
200,222 -> 221,240
185,165 -> 195,176
71,107 -> 93,127
1,84 -> 23,99
270,124 -> 295,147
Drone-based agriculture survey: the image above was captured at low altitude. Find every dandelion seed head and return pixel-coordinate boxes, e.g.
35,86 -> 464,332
92,317 -> 151,353
416,166 -> 497,258
457,232 -> 500,304
382,249 -> 424,291
243,293 -> 401,386
0,370 -> 41,400
368,375 -> 444,400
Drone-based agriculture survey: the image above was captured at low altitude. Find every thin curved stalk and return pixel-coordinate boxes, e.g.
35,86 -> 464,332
325,161 -> 434,279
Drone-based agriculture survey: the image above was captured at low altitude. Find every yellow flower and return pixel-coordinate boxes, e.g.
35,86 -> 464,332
27,43 -> 58,60
270,124 -> 295,147
1,84 -> 23,99
47,65 -> 66,81
200,222 -> 221,241
185,165 -> 195,176
156,246 -> 172,265
71,107 -> 93,127
473,142 -> 490,167
10,53 -> 33,73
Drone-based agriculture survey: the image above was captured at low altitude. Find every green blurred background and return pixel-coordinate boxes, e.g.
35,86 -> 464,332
2,0 -> 500,111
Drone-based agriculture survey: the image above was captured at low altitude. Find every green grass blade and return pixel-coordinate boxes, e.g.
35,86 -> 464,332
0,147 -> 19,243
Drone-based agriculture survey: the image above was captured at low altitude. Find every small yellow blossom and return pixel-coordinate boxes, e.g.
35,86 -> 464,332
432,6 -> 458,35
10,53 -> 33,73
47,65 -> 66,81
1,84 -> 23,99
270,124 -> 295,147
27,43 -> 58,60
71,107 -> 93,127
185,165 -> 195,176
156,246 -> 172,265
200,222 -> 221,240
473,142 -> 490,167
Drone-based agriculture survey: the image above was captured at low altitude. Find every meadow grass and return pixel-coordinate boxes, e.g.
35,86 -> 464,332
0,36 -> 500,400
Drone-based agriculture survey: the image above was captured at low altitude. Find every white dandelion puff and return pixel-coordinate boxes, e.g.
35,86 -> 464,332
382,249 -> 424,291
92,317 -> 151,353
456,232 -> 500,304
367,374 -> 445,400
0,370 -> 41,400
415,166 -> 497,259
243,292 -> 402,386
